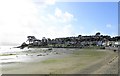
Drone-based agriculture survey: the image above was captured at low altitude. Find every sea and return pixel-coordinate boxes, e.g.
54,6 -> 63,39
0,46 -> 74,65
0,46 -> 31,65
0,46 -> 61,65
0,45 -> 27,54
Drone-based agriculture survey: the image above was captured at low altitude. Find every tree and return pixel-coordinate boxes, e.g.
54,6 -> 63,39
26,36 -> 36,44
47,38 -> 51,44
42,37 -> 47,46
95,32 -> 101,36
78,35 -> 82,38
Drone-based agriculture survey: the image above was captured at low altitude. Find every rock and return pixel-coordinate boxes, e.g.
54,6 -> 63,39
37,54 -> 42,56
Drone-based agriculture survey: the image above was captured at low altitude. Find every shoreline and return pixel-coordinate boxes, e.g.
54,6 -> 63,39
1,48 -> 118,74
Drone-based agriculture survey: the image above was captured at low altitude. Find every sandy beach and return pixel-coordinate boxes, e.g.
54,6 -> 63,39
1,48 -> 118,74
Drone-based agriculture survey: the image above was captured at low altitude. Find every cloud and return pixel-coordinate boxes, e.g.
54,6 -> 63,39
45,0 -> 56,5
55,8 -> 62,18
106,24 -> 112,28
0,0 -> 75,46
0,0 -> 39,45
64,12 -> 74,22
55,8 -> 74,23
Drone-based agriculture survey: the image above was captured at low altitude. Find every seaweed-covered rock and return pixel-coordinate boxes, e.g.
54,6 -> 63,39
37,54 -> 42,56
20,42 -> 28,49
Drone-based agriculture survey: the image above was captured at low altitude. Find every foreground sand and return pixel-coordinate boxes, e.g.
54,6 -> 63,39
1,49 -> 118,74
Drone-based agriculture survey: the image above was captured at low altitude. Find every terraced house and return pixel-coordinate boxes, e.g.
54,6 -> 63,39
20,32 -> 120,48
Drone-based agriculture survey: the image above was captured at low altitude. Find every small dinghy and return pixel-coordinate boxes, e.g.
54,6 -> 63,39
48,48 -> 52,50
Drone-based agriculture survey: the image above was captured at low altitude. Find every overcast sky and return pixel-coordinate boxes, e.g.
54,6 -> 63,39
0,0 -> 118,46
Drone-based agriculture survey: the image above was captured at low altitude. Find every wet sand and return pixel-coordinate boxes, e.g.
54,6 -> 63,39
1,48 -> 118,74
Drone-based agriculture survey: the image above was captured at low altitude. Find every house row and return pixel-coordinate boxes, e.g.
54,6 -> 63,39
23,32 -> 120,48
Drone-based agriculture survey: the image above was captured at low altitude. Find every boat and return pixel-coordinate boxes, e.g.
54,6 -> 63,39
48,48 -> 52,50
